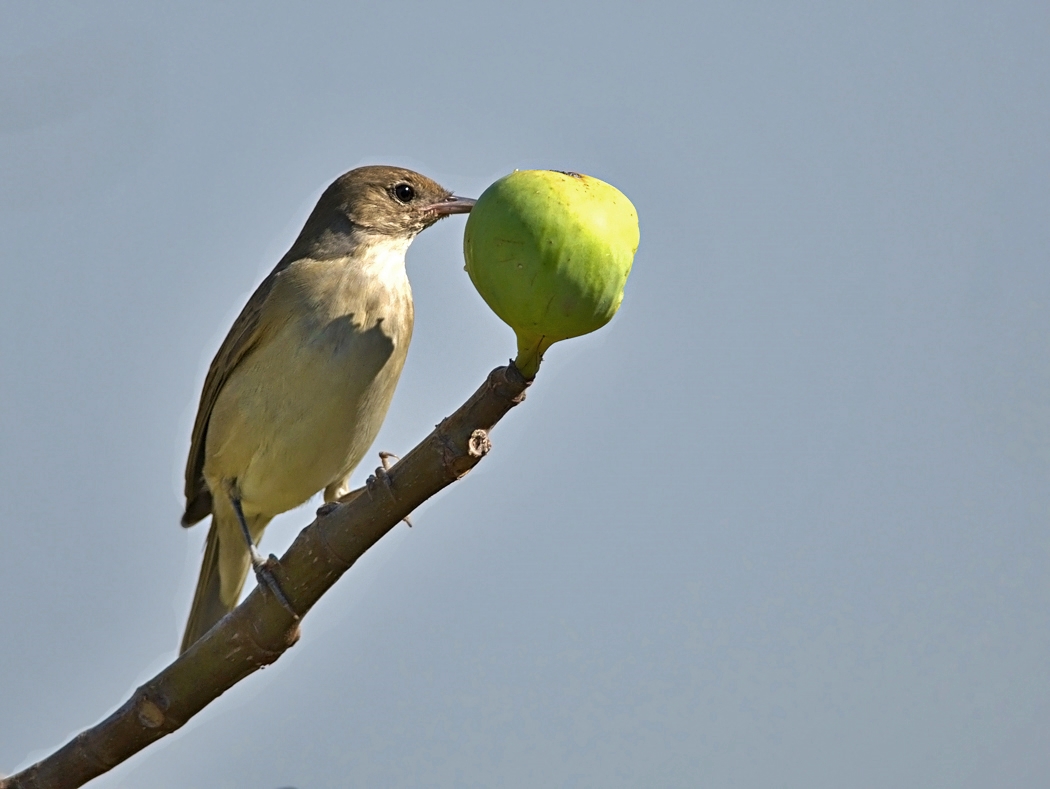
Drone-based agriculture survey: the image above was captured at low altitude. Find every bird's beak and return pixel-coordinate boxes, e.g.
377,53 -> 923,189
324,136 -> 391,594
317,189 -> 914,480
427,194 -> 476,217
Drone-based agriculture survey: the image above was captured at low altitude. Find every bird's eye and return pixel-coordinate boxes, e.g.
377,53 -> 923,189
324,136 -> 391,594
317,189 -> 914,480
393,183 -> 415,203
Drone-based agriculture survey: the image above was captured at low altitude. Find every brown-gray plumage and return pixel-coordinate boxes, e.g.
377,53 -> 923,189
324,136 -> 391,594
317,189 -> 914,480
180,166 -> 473,653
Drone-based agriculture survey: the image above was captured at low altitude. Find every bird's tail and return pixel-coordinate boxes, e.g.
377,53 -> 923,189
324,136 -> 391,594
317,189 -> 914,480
180,520 -> 237,654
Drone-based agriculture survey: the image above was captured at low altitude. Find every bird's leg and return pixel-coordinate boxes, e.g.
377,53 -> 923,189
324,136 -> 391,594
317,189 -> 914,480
230,494 -> 299,619
366,451 -> 412,527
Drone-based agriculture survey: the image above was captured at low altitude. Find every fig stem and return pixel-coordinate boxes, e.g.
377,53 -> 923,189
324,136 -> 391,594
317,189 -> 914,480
514,334 -> 545,379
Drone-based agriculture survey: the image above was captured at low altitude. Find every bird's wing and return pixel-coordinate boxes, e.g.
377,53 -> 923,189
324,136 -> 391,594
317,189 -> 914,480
181,261 -> 292,526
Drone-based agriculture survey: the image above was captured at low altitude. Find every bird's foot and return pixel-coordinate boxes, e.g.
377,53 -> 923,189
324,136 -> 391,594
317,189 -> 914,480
366,451 -> 399,498
366,451 -> 413,527
249,548 -> 299,620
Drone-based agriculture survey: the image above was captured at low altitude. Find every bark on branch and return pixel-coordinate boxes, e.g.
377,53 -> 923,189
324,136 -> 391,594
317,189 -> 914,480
2,362 -> 531,789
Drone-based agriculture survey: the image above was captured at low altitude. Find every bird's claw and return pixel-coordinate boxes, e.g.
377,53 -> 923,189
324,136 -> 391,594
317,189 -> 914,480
251,553 -> 299,620
366,450 -> 399,499
365,451 -> 412,527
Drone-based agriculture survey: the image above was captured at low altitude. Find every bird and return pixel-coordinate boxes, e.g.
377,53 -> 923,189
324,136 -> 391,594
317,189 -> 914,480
179,165 -> 474,653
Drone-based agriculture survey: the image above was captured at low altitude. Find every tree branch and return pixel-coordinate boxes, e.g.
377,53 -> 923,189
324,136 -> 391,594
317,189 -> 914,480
2,362 -> 531,789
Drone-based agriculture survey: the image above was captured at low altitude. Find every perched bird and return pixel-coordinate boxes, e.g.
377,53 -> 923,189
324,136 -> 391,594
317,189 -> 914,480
179,165 -> 474,653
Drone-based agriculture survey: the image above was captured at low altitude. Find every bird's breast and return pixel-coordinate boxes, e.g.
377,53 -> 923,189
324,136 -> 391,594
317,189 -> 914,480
204,245 -> 415,517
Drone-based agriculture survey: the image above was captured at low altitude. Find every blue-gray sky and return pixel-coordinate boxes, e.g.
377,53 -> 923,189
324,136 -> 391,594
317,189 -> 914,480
2,2 -> 1048,787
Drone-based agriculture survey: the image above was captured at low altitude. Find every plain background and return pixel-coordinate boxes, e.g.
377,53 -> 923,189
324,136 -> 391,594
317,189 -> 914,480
2,2 -> 1048,787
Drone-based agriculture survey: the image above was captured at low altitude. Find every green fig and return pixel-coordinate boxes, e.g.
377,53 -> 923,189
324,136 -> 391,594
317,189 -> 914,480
463,170 -> 639,378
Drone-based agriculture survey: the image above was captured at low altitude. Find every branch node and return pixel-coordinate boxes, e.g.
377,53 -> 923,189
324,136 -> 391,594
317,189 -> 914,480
136,696 -> 167,729
468,429 -> 491,458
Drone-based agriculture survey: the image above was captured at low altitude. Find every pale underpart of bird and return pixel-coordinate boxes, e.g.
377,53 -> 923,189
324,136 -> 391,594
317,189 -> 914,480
179,165 -> 474,653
